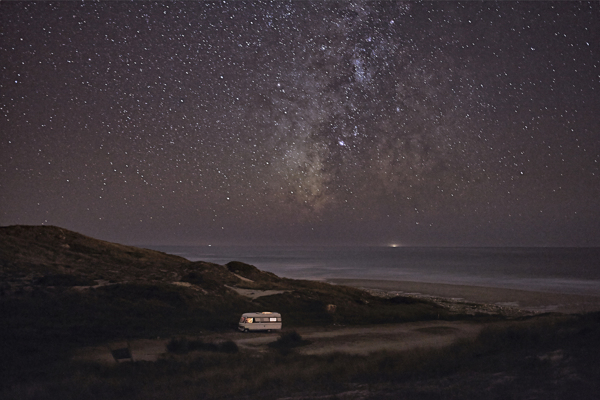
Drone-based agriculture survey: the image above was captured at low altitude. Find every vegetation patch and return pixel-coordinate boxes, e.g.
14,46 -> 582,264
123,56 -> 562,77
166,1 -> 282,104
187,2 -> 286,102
267,330 -> 311,354
167,337 -> 239,354
5,226 -> 594,399
35,273 -> 96,287
1,313 -> 599,400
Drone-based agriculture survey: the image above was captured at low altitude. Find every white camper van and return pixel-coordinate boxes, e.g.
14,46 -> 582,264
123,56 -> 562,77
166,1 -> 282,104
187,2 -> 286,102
238,312 -> 282,332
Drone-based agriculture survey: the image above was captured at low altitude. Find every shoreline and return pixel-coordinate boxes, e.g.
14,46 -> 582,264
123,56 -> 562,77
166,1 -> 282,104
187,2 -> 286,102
327,278 -> 600,314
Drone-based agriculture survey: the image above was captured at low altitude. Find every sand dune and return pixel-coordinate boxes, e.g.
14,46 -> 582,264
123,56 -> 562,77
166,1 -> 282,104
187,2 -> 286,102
328,279 -> 600,314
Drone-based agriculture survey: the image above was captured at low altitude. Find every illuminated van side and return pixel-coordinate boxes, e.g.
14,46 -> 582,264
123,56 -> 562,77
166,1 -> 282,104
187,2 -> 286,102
238,312 -> 282,332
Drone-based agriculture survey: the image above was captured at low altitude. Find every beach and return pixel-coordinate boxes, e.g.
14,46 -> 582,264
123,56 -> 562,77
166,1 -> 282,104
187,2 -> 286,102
328,279 -> 600,314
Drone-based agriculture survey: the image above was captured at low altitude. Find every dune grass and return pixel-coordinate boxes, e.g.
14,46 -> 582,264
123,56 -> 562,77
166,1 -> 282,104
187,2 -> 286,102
3,226 -> 597,398
0,277 -> 451,391
2,313 -> 599,400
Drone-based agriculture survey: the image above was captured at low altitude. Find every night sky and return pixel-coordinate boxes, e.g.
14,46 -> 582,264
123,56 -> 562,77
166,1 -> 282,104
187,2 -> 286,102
2,1 -> 599,247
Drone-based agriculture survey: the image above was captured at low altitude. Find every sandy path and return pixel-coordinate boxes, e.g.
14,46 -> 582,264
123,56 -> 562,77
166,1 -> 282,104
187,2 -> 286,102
235,321 -> 484,356
298,321 -> 483,355
73,320 -> 486,363
72,279 -> 600,363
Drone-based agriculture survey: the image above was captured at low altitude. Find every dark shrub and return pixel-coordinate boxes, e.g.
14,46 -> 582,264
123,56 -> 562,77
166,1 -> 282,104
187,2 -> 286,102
226,261 -> 260,275
99,283 -> 188,308
181,270 -> 225,291
268,330 -> 309,353
35,273 -> 96,287
219,340 -> 239,354
167,337 -> 189,354
189,339 -> 218,352
181,271 -> 204,285
187,339 -> 206,351
388,295 -> 423,305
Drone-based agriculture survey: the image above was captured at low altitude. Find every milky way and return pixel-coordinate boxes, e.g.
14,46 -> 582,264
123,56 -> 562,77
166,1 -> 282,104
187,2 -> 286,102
2,1 -> 599,246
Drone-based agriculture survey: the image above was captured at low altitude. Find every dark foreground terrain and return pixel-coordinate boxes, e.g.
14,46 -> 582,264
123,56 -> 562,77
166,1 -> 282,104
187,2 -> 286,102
1,225 -> 599,399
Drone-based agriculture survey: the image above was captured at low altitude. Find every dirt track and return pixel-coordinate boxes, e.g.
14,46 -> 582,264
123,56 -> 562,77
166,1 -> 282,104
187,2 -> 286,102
73,320 -> 487,363
240,320 -> 484,355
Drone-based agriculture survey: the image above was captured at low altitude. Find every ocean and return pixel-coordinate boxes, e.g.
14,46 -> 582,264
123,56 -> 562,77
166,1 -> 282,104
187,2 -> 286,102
144,246 -> 600,297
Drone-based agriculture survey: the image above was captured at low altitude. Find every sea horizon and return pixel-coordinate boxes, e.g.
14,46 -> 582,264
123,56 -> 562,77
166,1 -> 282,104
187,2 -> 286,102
143,245 -> 600,297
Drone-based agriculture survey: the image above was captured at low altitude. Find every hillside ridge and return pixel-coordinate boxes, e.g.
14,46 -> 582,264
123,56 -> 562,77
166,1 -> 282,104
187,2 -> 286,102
1,225 -> 451,335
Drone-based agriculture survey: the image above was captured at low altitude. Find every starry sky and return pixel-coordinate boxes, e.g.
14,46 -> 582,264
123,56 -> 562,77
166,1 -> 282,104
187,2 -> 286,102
1,1 -> 599,247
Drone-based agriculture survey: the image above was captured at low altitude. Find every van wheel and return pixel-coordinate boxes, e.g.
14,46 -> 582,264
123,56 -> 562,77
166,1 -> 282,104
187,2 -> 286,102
244,328 -> 249,333
267,329 -> 271,333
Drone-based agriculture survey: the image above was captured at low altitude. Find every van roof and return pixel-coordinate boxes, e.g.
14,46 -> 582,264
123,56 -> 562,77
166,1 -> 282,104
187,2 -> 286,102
241,311 -> 280,317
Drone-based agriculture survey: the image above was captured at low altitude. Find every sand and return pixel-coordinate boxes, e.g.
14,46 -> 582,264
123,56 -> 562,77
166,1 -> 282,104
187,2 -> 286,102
327,279 -> 600,314
74,319 -> 489,362
73,279 -> 600,363
225,285 -> 291,299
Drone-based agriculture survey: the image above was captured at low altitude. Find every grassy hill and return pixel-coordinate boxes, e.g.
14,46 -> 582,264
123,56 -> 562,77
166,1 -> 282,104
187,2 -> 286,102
1,225 -> 191,284
0,225 -> 450,381
0,225 -> 448,331
2,226 -> 599,399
